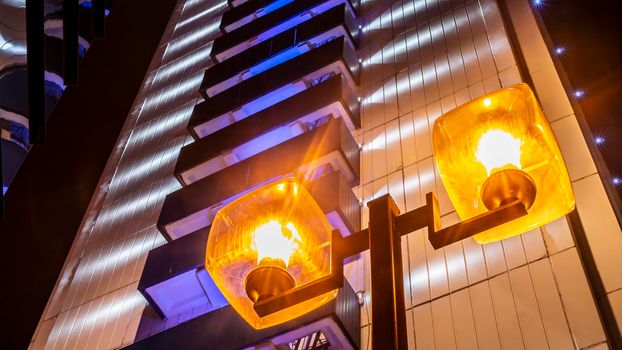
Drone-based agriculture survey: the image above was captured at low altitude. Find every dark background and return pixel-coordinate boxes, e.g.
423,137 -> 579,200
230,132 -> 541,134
538,0 -> 622,196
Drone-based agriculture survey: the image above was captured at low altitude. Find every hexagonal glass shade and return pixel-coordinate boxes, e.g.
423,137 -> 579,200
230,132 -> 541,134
205,178 -> 337,329
432,84 -> 575,243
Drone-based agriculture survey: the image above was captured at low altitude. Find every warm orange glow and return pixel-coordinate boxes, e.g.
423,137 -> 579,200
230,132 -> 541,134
433,84 -> 575,243
253,220 -> 301,266
475,129 -> 522,175
206,178 -> 336,329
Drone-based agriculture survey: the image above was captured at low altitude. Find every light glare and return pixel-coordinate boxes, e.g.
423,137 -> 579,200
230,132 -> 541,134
253,221 -> 301,267
475,129 -> 522,175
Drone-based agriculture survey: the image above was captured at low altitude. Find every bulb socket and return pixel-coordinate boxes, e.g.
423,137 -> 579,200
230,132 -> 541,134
481,169 -> 536,211
245,258 -> 295,304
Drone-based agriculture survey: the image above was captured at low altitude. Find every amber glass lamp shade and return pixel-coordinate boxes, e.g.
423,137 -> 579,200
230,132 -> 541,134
432,84 -> 575,243
205,178 -> 336,329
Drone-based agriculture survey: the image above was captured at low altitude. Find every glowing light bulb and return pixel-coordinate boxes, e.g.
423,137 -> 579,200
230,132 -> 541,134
253,220 -> 301,266
483,98 -> 492,107
475,129 -> 522,175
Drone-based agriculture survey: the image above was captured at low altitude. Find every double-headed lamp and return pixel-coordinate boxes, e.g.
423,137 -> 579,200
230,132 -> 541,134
432,84 -> 575,243
205,178 -> 336,329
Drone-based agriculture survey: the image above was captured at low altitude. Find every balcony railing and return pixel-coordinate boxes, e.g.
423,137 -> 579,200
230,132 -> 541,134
158,117 -> 359,240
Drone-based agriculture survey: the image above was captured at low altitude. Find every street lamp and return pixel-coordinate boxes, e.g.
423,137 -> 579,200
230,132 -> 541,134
205,178 -> 337,330
433,83 -> 575,243
205,84 -> 575,348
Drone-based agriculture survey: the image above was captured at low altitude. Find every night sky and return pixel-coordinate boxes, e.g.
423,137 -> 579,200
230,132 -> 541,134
537,0 -> 622,197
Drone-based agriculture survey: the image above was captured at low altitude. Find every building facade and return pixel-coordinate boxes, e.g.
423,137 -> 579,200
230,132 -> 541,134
29,0 -> 622,348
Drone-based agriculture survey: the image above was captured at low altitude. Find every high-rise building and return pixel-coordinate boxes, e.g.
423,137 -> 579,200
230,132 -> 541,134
26,0 -> 622,348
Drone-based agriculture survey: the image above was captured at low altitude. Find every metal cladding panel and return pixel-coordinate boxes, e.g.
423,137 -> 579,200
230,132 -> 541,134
306,171 -> 361,235
334,274 -> 361,349
124,282 -> 360,350
178,74 -> 358,174
211,0 -> 357,59
189,37 -> 358,131
201,4 -> 359,97
157,117 -> 359,238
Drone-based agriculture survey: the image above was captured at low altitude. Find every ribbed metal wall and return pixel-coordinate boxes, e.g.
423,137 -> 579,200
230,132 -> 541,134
29,0 -> 229,348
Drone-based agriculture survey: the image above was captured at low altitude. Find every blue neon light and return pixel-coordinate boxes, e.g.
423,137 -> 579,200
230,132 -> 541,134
239,82 -> 305,117
247,46 -> 306,76
246,36 -> 339,78
255,0 -> 343,43
259,0 -> 295,17
79,1 -> 111,16
235,126 -> 293,160
219,0 -> 345,61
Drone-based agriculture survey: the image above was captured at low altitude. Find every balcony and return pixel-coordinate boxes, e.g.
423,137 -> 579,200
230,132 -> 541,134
138,227 -> 227,319
202,4 -> 358,97
189,37 -> 359,139
211,0 -> 358,62
128,280 -> 360,350
158,117 -> 359,240
179,75 -> 358,185
220,0 -> 294,33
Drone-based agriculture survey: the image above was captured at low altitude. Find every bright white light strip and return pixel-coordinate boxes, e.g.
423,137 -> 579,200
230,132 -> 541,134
108,143 -> 182,193
175,0 -> 228,32
70,231 -> 155,286
163,19 -> 221,62
129,106 -> 193,143
50,290 -> 145,341
362,11 -> 467,66
91,180 -> 171,228
140,73 -> 203,113
151,45 -> 212,89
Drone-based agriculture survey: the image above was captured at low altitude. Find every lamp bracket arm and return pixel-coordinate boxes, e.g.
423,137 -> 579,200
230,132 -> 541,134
395,192 -> 441,237
427,199 -> 528,249
392,192 -> 528,249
